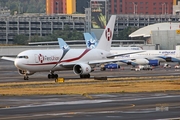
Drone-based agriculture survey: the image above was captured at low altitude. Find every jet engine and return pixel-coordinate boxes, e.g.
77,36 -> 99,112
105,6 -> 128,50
18,69 -> 35,75
129,59 -> 149,66
148,60 -> 160,66
165,57 -> 172,62
128,59 -> 159,66
73,63 -> 91,75
164,57 -> 180,62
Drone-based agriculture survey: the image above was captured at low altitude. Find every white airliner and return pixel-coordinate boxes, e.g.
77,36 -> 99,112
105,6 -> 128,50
2,15 -> 135,80
103,47 -> 180,67
114,47 -> 180,65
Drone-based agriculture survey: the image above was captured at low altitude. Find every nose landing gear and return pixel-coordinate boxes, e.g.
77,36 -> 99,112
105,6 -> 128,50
24,75 -> 29,80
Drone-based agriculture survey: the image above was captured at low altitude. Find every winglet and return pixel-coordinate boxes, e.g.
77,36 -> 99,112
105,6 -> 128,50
83,33 -> 98,49
90,32 -> 98,41
58,38 -> 70,50
96,15 -> 116,52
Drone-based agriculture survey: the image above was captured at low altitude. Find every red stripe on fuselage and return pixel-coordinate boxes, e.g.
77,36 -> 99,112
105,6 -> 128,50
26,49 -> 91,66
60,49 -> 91,63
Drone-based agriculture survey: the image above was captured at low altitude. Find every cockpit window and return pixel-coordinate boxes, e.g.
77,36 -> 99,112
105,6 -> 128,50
17,56 -> 28,59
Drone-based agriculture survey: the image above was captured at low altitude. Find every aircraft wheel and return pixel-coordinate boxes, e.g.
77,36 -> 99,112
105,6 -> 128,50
87,74 -> 90,78
80,74 -> 90,78
54,74 -> 58,79
24,76 -> 29,80
48,74 -> 51,79
80,74 -> 83,78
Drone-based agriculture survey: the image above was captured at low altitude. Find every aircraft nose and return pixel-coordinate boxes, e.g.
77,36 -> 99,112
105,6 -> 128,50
14,59 -> 23,69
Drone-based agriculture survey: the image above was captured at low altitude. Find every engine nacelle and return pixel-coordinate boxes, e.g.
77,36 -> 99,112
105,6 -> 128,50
165,57 -> 180,62
148,60 -> 159,66
130,59 -> 149,66
165,57 -> 172,62
18,69 -> 35,75
73,63 -> 91,75
104,63 -> 120,69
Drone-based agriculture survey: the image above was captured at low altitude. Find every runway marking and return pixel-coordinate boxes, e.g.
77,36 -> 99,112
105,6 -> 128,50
1,95 -> 180,110
0,104 -> 135,119
156,117 -> 180,120
1,100 -> 180,119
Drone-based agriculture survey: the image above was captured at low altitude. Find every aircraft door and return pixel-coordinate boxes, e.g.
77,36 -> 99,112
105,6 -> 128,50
34,54 -> 39,63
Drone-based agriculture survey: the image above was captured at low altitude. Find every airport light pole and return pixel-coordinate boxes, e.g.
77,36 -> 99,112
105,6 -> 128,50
133,2 -> 137,14
135,4 -> 138,14
161,3 -> 165,14
164,3 -> 166,14
133,2 -> 135,14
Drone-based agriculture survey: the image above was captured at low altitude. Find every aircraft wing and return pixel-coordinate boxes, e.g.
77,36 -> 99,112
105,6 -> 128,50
88,58 -> 127,65
60,58 -> 130,67
107,50 -> 145,58
1,56 -> 16,61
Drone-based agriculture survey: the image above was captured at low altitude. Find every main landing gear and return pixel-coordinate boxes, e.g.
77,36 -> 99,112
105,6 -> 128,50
48,73 -> 58,79
80,74 -> 90,78
48,71 -> 58,79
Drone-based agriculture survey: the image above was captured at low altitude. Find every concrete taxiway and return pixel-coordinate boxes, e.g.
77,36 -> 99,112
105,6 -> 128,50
0,60 -> 180,82
0,93 -> 180,120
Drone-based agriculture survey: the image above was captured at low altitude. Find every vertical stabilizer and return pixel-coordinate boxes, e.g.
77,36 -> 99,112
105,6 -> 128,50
96,15 -> 116,52
58,38 -> 70,50
83,33 -> 98,49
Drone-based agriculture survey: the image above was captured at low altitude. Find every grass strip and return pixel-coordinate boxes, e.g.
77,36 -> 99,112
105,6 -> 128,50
0,79 -> 180,96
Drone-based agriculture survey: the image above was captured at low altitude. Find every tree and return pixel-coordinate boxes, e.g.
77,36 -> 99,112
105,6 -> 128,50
13,34 -> 28,45
113,27 -> 138,40
30,35 -> 45,42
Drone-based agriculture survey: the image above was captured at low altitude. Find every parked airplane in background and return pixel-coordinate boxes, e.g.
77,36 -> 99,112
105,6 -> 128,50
121,47 -> 180,63
110,46 -> 180,67
2,15 -> 129,80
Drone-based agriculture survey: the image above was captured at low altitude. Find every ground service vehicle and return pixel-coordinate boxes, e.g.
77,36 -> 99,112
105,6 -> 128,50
174,65 -> 180,69
164,64 -> 171,68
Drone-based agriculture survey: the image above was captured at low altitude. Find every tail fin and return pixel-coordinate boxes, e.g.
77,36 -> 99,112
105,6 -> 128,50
96,15 -> 116,52
83,33 -> 98,49
58,38 -> 70,50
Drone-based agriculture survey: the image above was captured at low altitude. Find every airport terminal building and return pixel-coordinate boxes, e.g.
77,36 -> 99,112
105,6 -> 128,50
0,13 -> 180,49
129,23 -> 180,50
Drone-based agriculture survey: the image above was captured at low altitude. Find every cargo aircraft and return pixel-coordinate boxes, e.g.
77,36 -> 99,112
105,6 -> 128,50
2,15 -> 140,80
